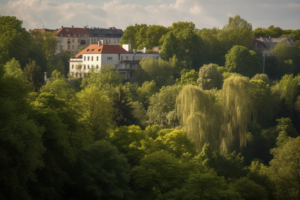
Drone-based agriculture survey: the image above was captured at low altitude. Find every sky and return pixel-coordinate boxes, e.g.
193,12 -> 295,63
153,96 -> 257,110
0,0 -> 299,31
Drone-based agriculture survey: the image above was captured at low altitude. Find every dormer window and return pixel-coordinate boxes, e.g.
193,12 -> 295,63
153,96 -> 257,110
87,49 -> 90,52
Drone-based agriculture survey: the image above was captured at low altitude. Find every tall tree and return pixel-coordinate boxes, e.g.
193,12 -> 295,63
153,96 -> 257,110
0,16 -> 31,67
198,63 -> 223,90
23,60 -> 44,92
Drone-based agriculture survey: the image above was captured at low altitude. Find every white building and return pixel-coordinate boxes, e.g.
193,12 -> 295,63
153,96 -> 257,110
69,44 -> 161,81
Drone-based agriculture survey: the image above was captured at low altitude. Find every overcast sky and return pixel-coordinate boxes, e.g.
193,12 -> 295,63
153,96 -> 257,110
1,0 -> 299,30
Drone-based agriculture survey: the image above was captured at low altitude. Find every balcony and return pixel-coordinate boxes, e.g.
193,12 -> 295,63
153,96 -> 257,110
80,40 -> 86,45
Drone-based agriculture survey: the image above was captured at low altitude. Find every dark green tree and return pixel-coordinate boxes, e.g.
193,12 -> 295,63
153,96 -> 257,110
112,86 -> 138,127
23,59 -> 44,92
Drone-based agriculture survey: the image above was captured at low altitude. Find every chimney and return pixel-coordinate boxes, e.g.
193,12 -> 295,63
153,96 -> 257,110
61,26 -> 63,28
72,25 -> 74,28
143,47 -> 146,53
122,44 -> 131,52
98,41 -> 100,47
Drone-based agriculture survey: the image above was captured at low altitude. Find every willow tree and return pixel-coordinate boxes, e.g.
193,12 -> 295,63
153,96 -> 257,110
220,75 -> 254,152
176,85 -> 221,151
177,75 -> 254,152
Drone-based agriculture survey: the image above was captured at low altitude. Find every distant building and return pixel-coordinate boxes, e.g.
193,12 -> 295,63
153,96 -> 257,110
29,25 -> 124,56
253,36 -> 297,56
69,44 -> 161,81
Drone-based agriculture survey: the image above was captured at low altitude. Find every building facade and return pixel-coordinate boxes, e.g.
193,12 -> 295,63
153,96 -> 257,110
69,44 -> 161,81
29,26 -> 124,56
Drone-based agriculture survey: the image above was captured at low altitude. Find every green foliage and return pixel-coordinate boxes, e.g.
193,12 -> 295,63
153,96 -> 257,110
47,59 -> 66,76
269,137 -> 300,200
81,64 -> 124,90
30,31 -> 57,61
197,144 -> 248,180
198,63 -> 223,90
131,151 -> 200,199
0,16 -> 31,67
0,75 -> 44,200
229,177 -> 268,200
136,80 -> 159,109
157,170 -> 242,200
112,86 -> 138,127
225,45 -> 262,77
109,125 -> 146,167
176,69 -> 198,85
23,59 -> 44,92
147,85 -> 182,128
74,140 -> 131,200
275,118 -> 298,147
161,27 -> 205,69
72,87 -> 113,140
271,42 -> 300,76
40,70 -> 77,101
219,15 -> 253,51
134,58 -> 176,88
3,58 -> 23,79
120,24 -> 148,50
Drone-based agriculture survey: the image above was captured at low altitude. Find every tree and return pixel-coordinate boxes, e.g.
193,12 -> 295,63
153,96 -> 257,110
47,59 -> 66,76
0,16 -> 31,67
134,58 -> 176,88
229,177 -> 268,200
120,24 -> 148,50
112,85 -> 138,127
136,80 -> 159,109
73,140 -> 131,200
196,144 -> 248,180
109,125 -> 146,167
0,72 -> 44,200
157,170 -> 242,200
72,87 -> 113,140
271,42 -> 300,76
161,28 -> 205,70
131,151 -> 198,199
3,58 -> 23,79
147,85 -> 182,128
225,45 -> 262,77
23,59 -> 44,92
81,65 -> 124,90
268,137 -> 300,200
198,63 -> 223,90
40,70 -> 77,101
176,69 -> 198,85
219,15 -> 253,51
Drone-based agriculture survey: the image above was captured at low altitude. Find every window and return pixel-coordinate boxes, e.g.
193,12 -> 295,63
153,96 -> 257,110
96,56 -> 98,61
107,57 -> 112,60
72,45 -> 74,49
87,65 -> 89,69
91,56 -> 93,61
88,56 -> 90,61
84,65 -> 86,69
68,45 -> 70,50
96,65 -> 99,69
87,39 -> 90,43
72,39 -> 74,42
78,39 -> 80,43
72,51 -> 74,55
126,56 -> 128,60
72,65 -> 74,69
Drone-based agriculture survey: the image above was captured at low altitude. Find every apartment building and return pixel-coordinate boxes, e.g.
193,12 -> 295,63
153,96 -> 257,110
29,26 -> 124,56
69,44 -> 161,81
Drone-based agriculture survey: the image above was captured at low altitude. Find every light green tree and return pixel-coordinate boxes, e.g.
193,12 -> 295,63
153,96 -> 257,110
72,87 -> 113,140
3,58 -> 23,79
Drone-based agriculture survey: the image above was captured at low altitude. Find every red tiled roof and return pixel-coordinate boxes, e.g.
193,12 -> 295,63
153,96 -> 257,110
56,27 -> 92,37
75,44 -> 129,58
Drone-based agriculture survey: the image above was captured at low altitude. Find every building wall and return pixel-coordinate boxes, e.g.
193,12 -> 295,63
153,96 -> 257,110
57,37 -> 121,56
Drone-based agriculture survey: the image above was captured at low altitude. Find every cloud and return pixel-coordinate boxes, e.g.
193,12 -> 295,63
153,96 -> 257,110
0,0 -> 299,30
